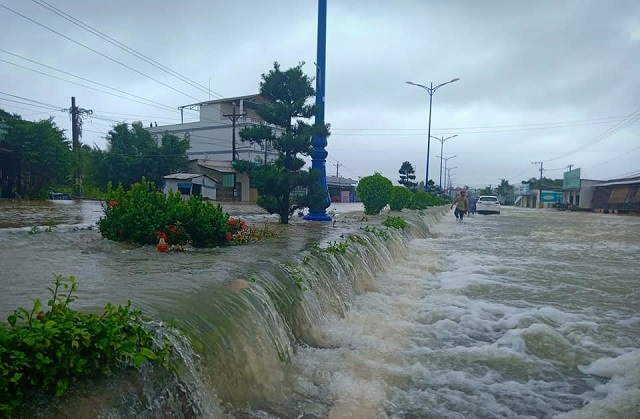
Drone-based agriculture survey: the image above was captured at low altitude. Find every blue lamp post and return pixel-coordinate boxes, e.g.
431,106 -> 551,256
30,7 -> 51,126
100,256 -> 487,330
406,78 -> 460,192
305,0 -> 332,221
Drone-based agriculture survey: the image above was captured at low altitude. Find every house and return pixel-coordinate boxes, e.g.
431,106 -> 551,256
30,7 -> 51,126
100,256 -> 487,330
587,177 -> 640,214
327,176 -> 358,203
163,173 -> 217,200
147,94 -> 278,162
185,159 -> 254,202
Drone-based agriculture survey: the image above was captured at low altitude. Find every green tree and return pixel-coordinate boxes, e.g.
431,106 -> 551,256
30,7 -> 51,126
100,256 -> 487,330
356,173 -> 393,215
94,122 -> 189,190
398,161 -> 417,188
0,110 -> 72,199
479,186 -> 494,196
496,178 -> 514,204
234,61 -> 330,224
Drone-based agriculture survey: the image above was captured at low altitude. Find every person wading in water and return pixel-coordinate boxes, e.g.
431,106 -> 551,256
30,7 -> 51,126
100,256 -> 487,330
451,190 -> 469,221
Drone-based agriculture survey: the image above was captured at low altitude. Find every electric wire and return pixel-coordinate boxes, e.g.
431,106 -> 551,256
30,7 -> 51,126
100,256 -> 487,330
0,2 -> 204,102
31,0 -> 224,99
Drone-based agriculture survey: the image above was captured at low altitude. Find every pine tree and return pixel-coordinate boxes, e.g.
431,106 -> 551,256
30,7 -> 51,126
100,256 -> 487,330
234,62 -> 330,224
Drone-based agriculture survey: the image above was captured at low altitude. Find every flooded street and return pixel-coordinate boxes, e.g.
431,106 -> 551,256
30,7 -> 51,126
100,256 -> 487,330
0,201 -> 639,418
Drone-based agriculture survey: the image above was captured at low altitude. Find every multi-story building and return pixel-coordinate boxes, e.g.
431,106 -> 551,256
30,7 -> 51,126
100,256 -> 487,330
147,94 -> 278,202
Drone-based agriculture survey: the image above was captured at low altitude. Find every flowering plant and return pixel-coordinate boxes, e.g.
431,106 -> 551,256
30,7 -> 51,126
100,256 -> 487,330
155,223 -> 189,246
226,217 -> 250,245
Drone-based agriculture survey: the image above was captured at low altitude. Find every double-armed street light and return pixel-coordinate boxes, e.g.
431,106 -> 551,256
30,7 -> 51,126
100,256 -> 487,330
406,78 -> 460,192
432,134 -> 457,192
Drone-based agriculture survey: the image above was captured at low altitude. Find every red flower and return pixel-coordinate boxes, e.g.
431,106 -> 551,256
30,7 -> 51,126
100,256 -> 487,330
109,200 -> 119,207
240,220 -> 247,229
155,231 -> 167,240
235,233 -> 242,240
157,238 -> 168,252
168,224 -> 177,234
229,218 -> 237,227
226,233 -> 232,241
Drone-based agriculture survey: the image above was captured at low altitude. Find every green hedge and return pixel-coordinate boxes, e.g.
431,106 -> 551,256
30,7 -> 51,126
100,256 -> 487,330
0,276 -> 169,418
97,180 -> 229,248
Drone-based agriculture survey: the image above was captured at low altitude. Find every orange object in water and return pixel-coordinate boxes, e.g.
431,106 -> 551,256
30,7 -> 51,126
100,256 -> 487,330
157,237 -> 168,252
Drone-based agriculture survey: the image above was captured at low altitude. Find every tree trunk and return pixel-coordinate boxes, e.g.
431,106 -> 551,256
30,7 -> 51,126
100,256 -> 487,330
280,194 -> 290,224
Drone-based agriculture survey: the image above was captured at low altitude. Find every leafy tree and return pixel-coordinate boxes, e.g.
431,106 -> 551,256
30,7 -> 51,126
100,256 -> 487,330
0,110 -> 72,199
234,61 -> 330,224
398,161 -> 417,188
522,176 -> 562,190
389,185 -> 413,211
496,178 -> 514,204
357,173 -> 393,215
479,186 -> 494,196
94,122 -> 189,190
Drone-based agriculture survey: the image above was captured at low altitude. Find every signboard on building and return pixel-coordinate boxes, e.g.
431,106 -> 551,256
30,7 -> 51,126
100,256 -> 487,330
540,191 -> 563,203
563,168 -> 581,189
514,183 -> 530,195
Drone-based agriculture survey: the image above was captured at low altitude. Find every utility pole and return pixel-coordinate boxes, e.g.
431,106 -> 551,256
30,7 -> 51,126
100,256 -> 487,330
532,161 -> 544,187
567,164 -> 574,171
223,106 -> 246,161
532,161 -> 545,207
334,161 -> 342,178
71,97 -> 79,196
67,97 -> 92,197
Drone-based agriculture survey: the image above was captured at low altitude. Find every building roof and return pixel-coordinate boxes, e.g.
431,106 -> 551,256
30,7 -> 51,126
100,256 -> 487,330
193,159 -> 235,173
178,94 -> 264,110
595,178 -> 640,187
326,176 -> 358,186
163,172 -> 216,181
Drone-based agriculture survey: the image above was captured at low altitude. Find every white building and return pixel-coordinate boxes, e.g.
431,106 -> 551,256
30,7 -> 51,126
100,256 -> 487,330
147,94 -> 276,162
163,173 -> 218,200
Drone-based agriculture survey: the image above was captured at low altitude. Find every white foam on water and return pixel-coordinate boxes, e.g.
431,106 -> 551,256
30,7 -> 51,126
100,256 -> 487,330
288,209 -> 639,418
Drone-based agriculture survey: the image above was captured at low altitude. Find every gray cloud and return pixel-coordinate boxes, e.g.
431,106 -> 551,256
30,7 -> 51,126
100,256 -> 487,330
1,0 -> 638,188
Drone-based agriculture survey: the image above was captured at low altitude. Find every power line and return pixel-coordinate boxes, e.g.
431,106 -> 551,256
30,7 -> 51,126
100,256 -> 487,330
331,115 -> 632,132
543,109 -> 640,163
0,2 -> 204,102
31,0 -> 224,99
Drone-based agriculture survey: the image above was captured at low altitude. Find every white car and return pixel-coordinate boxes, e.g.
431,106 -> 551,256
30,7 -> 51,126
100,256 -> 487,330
476,195 -> 501,214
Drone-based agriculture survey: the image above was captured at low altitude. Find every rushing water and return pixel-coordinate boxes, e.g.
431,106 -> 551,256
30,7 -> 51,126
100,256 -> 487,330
0,200 -> 639,418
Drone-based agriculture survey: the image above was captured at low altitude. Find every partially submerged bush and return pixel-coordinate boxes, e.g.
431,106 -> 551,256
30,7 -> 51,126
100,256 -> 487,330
0,275 -> 170,417
389,185 -> 413,211
98,180 -> 228,247
356,173 -> 393,215
383,216 -> 407,230
408,190 -> 448,210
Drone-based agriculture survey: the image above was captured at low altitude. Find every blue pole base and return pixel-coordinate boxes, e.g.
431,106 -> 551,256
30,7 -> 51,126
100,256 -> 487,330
304,210 -> 332,221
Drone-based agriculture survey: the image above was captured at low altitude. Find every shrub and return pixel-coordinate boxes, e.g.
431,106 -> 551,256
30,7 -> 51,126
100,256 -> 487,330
0,275 -> 170,417
383,216 -> 407,230
389,185 -> 413,211
97,179 -> 230,248
356,173 -> 393,215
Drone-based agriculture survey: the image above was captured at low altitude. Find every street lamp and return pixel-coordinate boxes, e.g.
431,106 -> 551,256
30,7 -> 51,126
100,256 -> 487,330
432,134 -> 457,192
437,155 -> 457,193
406,78 -> 460,192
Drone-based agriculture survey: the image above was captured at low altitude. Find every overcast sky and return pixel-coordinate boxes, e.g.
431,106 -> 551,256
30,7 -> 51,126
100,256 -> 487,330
1,0 -> 639,188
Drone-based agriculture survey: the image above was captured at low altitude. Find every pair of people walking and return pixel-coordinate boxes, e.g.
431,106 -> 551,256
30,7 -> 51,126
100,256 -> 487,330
451,190 -> 469,220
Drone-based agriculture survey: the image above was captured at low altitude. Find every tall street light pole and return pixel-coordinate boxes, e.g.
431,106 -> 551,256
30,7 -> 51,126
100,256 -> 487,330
305,0 -> 332,221
436,154 -> 458,193
432,134 -> 457,192
406,78 -> 460,192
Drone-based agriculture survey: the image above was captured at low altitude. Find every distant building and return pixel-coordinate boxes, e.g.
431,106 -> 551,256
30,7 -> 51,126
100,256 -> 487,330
148,94 -> 285,203
147,94 -> 279,162
327,176 -> 358,203
163,173 -> 217,200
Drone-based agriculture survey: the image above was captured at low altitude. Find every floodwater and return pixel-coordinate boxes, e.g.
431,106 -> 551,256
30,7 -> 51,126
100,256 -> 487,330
0,200 -> 638,418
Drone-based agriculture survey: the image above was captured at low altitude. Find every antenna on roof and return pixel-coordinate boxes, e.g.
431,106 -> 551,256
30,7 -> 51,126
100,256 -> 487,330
208,79 -> 211,101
